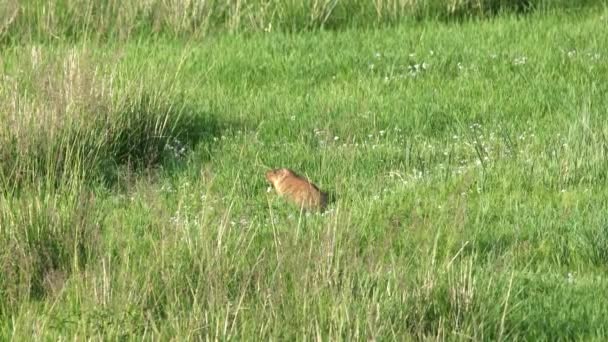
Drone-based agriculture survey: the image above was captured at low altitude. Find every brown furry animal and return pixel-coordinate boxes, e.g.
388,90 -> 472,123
265,168 -> 327,211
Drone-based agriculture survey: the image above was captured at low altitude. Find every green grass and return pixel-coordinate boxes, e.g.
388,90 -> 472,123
1,0 -> 605,43
2,4 -> 608,340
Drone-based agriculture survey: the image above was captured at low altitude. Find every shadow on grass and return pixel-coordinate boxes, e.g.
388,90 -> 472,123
98,96 -> 237,190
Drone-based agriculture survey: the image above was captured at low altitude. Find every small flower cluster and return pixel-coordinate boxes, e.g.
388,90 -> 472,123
164,137 -> 187,158
513,56 -> 527,66
369,51 -> 431,82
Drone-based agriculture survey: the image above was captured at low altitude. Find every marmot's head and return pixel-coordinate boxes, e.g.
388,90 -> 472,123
265,168 -> 293,185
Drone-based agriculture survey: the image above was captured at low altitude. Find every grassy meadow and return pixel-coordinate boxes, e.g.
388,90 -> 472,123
1,0 -> 608,339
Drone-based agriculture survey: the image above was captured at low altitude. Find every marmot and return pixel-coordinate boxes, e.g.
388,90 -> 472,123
265,168 -> 327,211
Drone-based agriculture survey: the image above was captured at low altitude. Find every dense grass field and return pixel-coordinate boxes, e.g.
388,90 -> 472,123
2,0 -> 608,339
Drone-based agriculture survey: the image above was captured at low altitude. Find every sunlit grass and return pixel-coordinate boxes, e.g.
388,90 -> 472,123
2,5 -> 608,340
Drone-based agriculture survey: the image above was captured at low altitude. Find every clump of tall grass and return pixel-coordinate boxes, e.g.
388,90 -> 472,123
0,47 -> 184,191
0,189 -> 99,312
0,46 -> 189,313
1,0 -> 602,43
